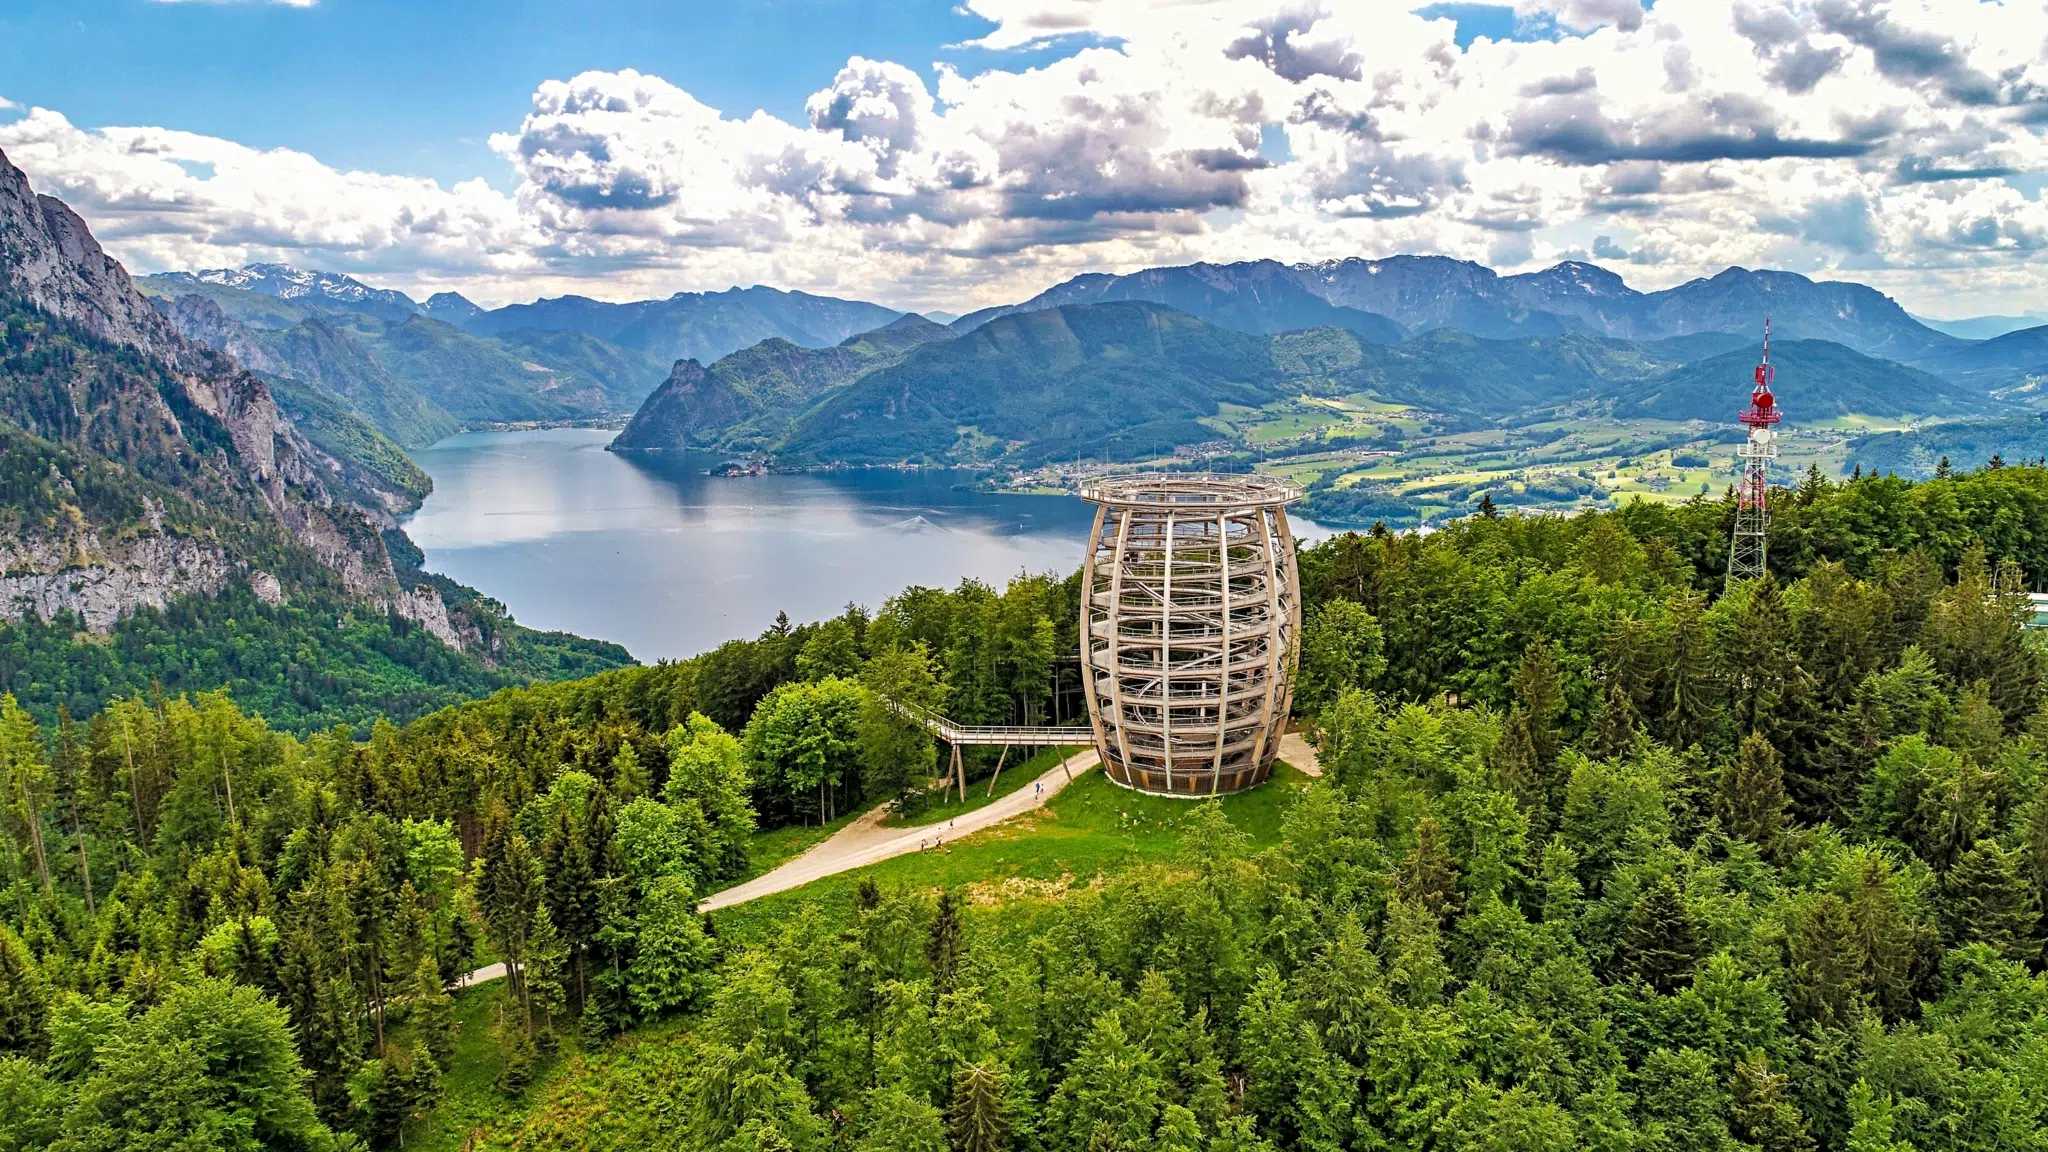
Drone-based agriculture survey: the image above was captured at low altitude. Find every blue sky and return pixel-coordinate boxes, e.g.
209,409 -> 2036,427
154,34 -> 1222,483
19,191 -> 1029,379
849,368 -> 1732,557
0,0 -> 1106,187
0,0 -> 2041,316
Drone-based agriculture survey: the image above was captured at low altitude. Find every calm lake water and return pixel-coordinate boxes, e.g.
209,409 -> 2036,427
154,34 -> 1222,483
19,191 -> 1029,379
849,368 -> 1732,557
406,428 -> 1328,661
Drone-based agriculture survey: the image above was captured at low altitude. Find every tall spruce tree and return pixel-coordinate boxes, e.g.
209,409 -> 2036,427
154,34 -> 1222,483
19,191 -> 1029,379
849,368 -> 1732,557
926,889 -> 963,1000
949,1062 -> 1013,1152
1619,875 -> 1700,993
1941,838 -> 2040,958
1719,733 -> 1793,857
1490,708 -> 1548,835
1512,640 -> 1566,772
1786,893 -> 1867,1030
1592,677 -> 1640,761
1396,815 -> 1462,921
1730,1052 -> 1816,1152
1663,590 -> 1717,750
477,807 -> 542,1034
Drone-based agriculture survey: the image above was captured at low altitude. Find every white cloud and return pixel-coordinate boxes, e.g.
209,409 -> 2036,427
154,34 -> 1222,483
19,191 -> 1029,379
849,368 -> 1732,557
4,0 -> 2047,315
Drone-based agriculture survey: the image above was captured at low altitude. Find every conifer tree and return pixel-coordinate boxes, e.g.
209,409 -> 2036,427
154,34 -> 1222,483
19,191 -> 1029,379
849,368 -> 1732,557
495,1005 -> 537,1094
1786,894 -> 1866,1030
1396,815 -> 1462,920
610,743 -> 649,802
2023,786 -> 2048,943
1925,548 -> 2041,724
926,889 -> 963,999
525,904 -> 569,1042
406,953 -> 457,1066
1941,838 -> 2040,958
1664,590 -> 1717,750
233,915 -> 276,995
1512,640 -> 1566,772
1730,1052 -> 1816,1152
542,803 -> 598,1011
0,697 -> 53,895
1798,463 -> 1831,504
1719,733 -> 1792,857
949,1061 -> 1013,1152
1592,676 -> 1639,761
0,926 -> 46,1058
1729,575 -> 1812,751
52,705 -> 93,914
476,807 -> 541,1033
1619,875 -> 1700,992
1490,708 -> 1548,836
1844,851 -> 1928,1023
1383,895 -> 1450,1007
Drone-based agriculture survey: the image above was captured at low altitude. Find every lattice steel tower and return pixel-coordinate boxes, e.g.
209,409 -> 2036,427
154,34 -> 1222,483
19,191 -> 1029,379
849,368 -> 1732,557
1728,319 -> 1781,586
1078,474 -> 1302,796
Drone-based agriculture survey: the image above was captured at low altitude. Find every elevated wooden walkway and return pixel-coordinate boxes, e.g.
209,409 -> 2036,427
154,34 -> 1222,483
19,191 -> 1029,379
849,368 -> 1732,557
885,699 -> 1093,799
887,699 -> 1091,747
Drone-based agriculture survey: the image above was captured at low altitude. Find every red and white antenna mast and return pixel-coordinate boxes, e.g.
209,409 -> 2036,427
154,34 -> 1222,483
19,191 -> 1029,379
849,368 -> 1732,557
1727,318 -> 1781,585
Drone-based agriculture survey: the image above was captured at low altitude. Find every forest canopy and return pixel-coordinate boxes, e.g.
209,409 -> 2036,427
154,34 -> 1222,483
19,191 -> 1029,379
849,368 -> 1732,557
3,463 -> 2048,1149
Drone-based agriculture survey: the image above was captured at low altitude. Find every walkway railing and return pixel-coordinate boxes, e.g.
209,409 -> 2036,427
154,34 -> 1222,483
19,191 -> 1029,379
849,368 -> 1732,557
886,698 -> 1091,746
884,698 -> 1094,798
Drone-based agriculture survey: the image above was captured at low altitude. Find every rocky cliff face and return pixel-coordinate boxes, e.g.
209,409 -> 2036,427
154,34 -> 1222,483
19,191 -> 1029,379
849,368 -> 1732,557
154,292 -> 283,375
0,147 -> 466,647
0,158 -> 186,363
0,523 -> 231,632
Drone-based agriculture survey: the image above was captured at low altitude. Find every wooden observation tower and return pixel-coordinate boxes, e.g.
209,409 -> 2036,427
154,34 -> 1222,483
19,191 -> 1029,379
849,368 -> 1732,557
1078,474 -> 1303,796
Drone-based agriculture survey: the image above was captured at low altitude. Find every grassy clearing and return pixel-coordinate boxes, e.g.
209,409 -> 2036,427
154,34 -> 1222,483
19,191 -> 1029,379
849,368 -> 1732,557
409,982 -> 697,1152
711,761 -> 1312,945
407,983 -> 552,1151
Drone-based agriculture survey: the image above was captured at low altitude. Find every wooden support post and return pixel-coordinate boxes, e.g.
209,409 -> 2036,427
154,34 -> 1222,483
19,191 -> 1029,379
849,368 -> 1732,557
953,744 -> 966,803
986,745 -> 1009,797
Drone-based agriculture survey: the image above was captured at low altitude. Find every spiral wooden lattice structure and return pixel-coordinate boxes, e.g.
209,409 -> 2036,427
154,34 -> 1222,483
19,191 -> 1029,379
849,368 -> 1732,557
1079,474 -> 1303,796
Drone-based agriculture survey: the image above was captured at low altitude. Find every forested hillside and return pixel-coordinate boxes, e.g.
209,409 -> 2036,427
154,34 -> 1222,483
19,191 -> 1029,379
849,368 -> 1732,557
6,465 -> 2048,1148
1849,415 -> 2048,479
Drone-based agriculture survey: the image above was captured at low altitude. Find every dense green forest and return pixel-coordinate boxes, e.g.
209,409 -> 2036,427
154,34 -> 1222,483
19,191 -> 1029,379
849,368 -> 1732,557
6,465 -> 2048,1149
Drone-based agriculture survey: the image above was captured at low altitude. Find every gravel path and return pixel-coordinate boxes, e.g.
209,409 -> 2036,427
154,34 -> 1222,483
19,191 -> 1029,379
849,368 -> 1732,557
700,747 -> 1101,911
1278,729 -> 1324,777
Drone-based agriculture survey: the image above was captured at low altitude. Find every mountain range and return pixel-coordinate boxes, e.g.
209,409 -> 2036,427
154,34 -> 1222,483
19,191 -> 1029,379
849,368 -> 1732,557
129,241 -> 2048,476
955,256 -> 1969,362
0,146 -> 627,724
1913,313 -> 2048,341
457,285 -> 903,365
615,300 -> 1996,469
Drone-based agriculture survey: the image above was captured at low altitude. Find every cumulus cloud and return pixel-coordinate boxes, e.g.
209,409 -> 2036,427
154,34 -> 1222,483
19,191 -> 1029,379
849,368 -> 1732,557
3,0 -> 2047,315
1515,0 -> 1645,34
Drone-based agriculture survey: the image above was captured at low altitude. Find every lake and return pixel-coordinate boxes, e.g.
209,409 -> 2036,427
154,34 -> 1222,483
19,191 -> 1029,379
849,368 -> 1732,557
404,428 -> 1330,662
